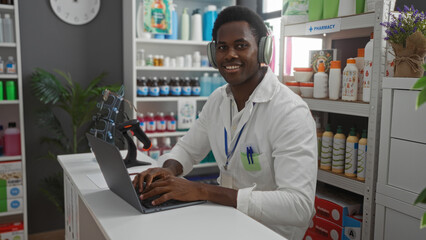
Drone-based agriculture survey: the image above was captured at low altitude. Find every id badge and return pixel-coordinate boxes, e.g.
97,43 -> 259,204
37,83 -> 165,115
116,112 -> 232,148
221,171 -> 233,188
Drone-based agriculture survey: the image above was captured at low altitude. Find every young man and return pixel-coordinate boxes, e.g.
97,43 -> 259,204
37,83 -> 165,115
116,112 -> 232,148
133,6 -> 317,239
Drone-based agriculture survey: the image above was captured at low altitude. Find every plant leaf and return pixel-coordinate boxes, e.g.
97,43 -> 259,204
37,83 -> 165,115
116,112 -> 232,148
413,76 -> 426,89
40,172 -> 64,213
415,188 -> 426,205
31,68 -> 66,104
416,87 -> 426,109
421,213 -> 426,229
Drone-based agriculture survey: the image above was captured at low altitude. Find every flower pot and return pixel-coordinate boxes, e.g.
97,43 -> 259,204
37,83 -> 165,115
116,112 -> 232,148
391,32 -> 426,78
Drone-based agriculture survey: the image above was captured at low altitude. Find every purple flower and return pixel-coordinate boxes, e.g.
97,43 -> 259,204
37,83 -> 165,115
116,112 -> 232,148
413,26 -> 417,32
400,28 -> 405,33
393,30 -> 398,34
384,37 -> 389,40
397,7 -> 402,12
404,5 -> 410,12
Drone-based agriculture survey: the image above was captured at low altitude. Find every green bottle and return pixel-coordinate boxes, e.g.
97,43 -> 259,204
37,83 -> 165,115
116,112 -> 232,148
0,81 -> 3,100
6,80 -> 16,100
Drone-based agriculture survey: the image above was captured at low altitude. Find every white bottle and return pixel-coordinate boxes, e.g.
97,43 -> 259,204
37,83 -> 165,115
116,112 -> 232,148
180,8 -> 190,40
148,138 -> 161,160
342,58 -> 358,101
0,14 -> 3,43
355,48 -> 365,101
193,51 -> 201,68
357,129 -> 367,181
190,9 -> 202,41
363,33 -> 374,102
3,14 -> 14,43
328,61 -> 341,100
313,62 -> 328,99
0,57 -> 4,73
6,56 -> 15,74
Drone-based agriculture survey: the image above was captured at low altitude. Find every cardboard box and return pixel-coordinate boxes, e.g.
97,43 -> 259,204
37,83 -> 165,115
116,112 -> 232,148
0,221 -> 24,240
0,198 -> 23,213
0,161 -> 22,186
0,185 -> 23,199
303,215 -> 362,240
315,188 -> 362,226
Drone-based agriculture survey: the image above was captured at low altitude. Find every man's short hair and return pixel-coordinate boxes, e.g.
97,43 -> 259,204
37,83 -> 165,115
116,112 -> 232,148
212,5 -> 268,44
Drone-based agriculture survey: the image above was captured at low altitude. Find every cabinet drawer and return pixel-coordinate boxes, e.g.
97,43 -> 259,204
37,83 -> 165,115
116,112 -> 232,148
391,90 -> 426,143
388,138 -> 426,194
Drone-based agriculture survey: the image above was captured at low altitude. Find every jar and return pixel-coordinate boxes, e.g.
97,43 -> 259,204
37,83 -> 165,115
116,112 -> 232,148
300,82 -> 314,98
285,81 -> 300,95
293,67 -> 313,82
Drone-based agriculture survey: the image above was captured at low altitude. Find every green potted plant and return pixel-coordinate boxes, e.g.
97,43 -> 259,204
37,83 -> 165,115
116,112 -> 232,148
31,68 -> 118,212
381,5 -> 426,77
413,64 -> 426,228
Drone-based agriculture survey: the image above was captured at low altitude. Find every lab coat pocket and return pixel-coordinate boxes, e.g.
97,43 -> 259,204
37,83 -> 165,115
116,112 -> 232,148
240,151 -> 262,171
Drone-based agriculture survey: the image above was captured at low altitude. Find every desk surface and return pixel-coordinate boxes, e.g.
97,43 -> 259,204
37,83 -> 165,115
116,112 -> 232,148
58,151 -> 286,240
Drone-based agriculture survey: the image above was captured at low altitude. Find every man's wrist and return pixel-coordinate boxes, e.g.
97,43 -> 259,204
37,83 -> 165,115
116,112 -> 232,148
162,159 -> 183,176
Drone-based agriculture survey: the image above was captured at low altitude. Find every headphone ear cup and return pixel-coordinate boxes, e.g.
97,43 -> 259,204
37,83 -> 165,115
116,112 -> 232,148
258,36 -> 273,65
207,42 -> 218,69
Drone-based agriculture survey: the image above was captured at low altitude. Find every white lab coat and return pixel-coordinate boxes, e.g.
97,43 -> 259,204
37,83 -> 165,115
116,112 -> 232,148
159,68 -> 317,239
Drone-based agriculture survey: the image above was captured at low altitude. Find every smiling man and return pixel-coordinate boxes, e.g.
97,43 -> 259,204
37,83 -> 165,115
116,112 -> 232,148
133,6 -> 317,239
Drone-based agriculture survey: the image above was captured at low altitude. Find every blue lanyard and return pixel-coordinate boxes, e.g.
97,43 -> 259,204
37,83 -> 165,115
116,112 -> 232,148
224,124 -> 246,170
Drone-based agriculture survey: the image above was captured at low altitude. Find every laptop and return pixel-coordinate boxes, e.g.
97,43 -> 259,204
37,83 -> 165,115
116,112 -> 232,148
86,133 -> 205,213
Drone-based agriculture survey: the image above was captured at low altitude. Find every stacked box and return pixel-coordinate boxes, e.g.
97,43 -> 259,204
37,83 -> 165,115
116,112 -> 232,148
0,161 -> 23,213
303,215 -> 362,240
0,222 -> 24,239
0,161 -> 22,186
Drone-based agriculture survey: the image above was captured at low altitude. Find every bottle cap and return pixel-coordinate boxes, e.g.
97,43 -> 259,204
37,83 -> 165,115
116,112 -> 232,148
317,62 -> 325,72
205,5 -> 217,12
349,127 -> 356,136
357,48 -> 365,57
347,58 -> 356,64
299,82 -> 314,87
326,124 -> 332,132
8,122 -> 16,128
192,9 -> 200,15
183,8 -> 188,14
203,73 -> 209,77
330,61 -> 341,69
285,81 -> 299,86
0,125 -> 3,131
362,129 -> 367,138
336,125 -> 343,133
293,67 -> 313,72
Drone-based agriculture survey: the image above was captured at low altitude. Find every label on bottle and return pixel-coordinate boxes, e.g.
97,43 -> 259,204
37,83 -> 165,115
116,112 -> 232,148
149,149 -> 161,160
147,121 -> 156,132
156,120 -> 166,131
139,121 -> 146,132
357,68 -> 364,101
332,138 -> 345,173
0,62 -> 4,73
167,120 -> 176,131
345,142 -> 358,177
342,69 -> 358,100
182,86 -> 192,96
171,86 -> 181,96
320,135 -> 333,170
6,63 -> 15,74
148,86 -> 160,96
363,60 -> 372,102
137,86 -> 148,96
160,86 -> 170,96
192,86 -> 201,96
357,144 -> 367,180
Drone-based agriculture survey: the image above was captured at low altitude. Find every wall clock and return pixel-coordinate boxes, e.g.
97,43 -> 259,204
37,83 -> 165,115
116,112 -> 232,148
50,0 -> 101,25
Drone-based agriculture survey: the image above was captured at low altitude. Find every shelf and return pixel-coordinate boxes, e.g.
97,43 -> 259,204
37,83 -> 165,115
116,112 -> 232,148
136,66 -> 217,72
317,169 -> 365,195
0,100 -> 19,105
283,12 -> 375,38
302,98 -> 370,117
193,162 -> 217,169
382,77 -> 419,90
0,4 -> 14,10
0,42 -> 16,47
0,74 -> 18,78
0,211 -> 23,217
0,155 -> 21,161
137,96 -> 208,102
147,131 -> 187,138
136,38 -> 209,46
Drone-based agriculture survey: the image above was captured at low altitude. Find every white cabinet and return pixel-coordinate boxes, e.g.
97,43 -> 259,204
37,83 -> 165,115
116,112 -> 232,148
375,77 -> 426,239
279,1 -> 395,239
0,1 -> 27,239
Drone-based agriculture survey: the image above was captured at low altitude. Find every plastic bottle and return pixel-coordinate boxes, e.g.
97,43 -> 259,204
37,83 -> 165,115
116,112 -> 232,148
338,0 -> 356,17
203,5 -> 217,41
161,137 -> 172,155
146,54 -> 154,66
4,122 -> 20,156
6,56 -> 16,74
190,9 -> 202,41
148,138 -> 161,160
5,80 -> 16,100
345,128 -> 359,177
137,77 -> 148,97
193,51 -> 201,68
180,8 -> 190,40
155,112 -> 166,132
0,57 -> 4,73
165,112 -> 176,132
357,129 -> 367,181
3,14 -> 14,43
165,2 -> 178,40
363,33 -> 374,102
0,125 -> 4,156
0,14 -> 4,43
136,49 -> 145,67
145,112 -> 156,133
315,116 -> 323,165
211,73 -> 221,93
342,58 -> 358,101
355,48 -> 365,101
148,77 -> 160,97
137,113 -> 146,132
313,62 -> 328,99
170,77 -> 181,96
323,0 -> 339,19
159,77 -> 170,96
200,73 -> 211,96
181,77 -> 192,96
0,81 -> 3,100
191,77 -> 200,96
328,60 -> 341,100
320,124 -> 333,170
332,125 -> 346,173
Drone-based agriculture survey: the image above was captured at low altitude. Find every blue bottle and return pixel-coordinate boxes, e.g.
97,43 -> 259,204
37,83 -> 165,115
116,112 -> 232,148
203,5 -> 217,41
200,73 -> 211,96
165,3 -> 178,40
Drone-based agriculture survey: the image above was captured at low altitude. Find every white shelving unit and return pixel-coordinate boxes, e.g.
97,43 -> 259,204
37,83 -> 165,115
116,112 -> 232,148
279,1 -> 395,239
0,1 -> 27,238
